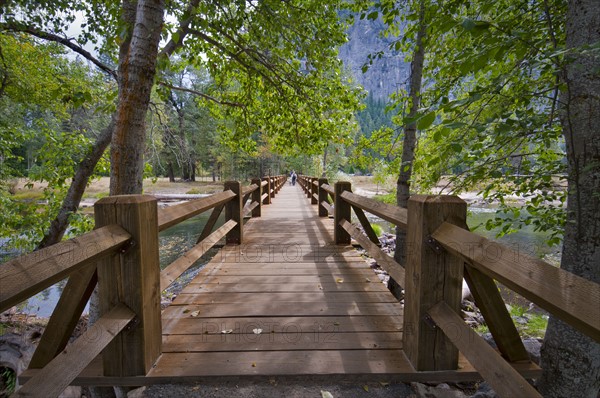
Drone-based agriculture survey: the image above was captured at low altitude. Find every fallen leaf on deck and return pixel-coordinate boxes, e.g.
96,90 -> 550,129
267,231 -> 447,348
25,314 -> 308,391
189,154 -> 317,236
333,321 -> 340,326
379,381 -> 389,387
365,278 -> 371,282
363,385 -> 369,392
318,284 -> 323,290
190,310 -> 200,317
321,391 -> 334,398
253,328 -> 263,334
336,278 -> 344,283
251,362 -> 256,367
221,329 -> 233,334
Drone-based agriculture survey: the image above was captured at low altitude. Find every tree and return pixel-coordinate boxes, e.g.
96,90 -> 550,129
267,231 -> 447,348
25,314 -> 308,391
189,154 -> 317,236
2,0 -> 361,245
538,0 -> 600,395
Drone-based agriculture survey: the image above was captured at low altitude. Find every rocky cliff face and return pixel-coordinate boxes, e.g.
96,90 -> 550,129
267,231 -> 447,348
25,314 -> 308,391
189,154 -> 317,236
339,17 -> 409,102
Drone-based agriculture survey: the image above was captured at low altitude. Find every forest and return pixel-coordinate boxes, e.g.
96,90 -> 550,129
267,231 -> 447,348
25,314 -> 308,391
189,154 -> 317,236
0,0 -> 598,397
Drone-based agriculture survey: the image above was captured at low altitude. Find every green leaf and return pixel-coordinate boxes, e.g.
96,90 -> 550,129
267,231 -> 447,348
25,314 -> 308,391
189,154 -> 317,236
417,111 -> 436,130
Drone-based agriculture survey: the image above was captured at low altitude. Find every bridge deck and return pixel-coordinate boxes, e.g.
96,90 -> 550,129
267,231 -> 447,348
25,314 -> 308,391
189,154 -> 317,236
45,184 -> 540,385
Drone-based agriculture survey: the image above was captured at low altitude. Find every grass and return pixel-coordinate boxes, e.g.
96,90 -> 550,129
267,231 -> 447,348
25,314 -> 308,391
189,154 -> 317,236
373,192 -> 396,205
11,191 -> 44,201
186,188 -> 202,194
474,305 -> 548,339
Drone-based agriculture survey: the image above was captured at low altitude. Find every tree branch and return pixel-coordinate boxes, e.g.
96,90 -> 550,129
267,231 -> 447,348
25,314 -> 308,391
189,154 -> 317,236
158,81 -> 245,108
1,22 -> 117,80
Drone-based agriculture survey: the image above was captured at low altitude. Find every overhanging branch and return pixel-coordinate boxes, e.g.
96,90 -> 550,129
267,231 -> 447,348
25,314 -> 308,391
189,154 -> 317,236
158,81 -> 244,108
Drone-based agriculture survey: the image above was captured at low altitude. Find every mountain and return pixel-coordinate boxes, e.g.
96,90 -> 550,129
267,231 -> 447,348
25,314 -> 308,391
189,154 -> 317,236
339,16 -> 410,102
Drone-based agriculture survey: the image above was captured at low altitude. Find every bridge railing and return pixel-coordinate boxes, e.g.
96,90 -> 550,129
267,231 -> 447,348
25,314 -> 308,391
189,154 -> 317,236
0,175 -> 286,397
297,175 -> 599,398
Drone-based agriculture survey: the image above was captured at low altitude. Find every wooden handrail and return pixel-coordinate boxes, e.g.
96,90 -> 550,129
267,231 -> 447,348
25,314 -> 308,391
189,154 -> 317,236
428,302 -> 542,398
243,201 -> 259,218
321,183 -> 334,196
157,190 -> 236,232
432,221 -> 600,342
15,303 -> 135,398
0,225 -> 131,312
340,190 -> 407,228
242,184 -> 259,196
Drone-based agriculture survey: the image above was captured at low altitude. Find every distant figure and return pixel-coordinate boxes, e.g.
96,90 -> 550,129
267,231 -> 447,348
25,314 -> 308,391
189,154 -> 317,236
291,171 -> 297,186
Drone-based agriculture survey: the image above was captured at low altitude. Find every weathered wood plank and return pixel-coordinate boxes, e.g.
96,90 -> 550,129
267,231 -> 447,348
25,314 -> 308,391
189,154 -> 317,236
29,265 -> 98,369
428,301 -> 542,397
464,265 -> 530,362
433,222 -> 600,342
95,195 -> 162,376
0,224 -> 130,313
184,282 -> 390,293
340,191 -> 407,228
162,302 -> 402,318
162,331 -> 403,352
196,203 -> 224,243
403,195 -> 466,371
351,204 -> 380,245
172,291 -> 398,304
157,190 -> 235,232
160,220 -> 237,290
14,304 -> 135,398
340,219 -> 405,288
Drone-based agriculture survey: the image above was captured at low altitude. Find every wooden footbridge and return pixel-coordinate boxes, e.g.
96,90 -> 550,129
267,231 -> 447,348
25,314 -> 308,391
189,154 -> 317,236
1,175 -> 599,397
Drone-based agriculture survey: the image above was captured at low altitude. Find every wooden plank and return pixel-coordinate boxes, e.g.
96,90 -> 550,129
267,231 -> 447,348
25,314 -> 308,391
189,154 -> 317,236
196,203 -> 224,243
197,267 -> 375,277
340,191 -> 407,228
173,291 -> 398,304
162,331 -> 403,352
321,200 -> 332,214
251,178 -> 262,217
29,265 -> 97,369
0,224 -> 130,313
184,282 -> 390,293
149,350 -> 413,378
432,222 -> 600,342
162,315 -> 403,335
14,304 -> 135,398
403,195 -> 466,371
157,190 -> 235,232
95,195 -> 162,376
242,183 -> 258,197
191,275 -> 377,285
162,302 -> 402,318
19,351 -> 541,386
464,265 -> 530,362
340,219 -> 405,287
428,301 -> 542,397
351,204 -> 380,245
160,220 -> 237,290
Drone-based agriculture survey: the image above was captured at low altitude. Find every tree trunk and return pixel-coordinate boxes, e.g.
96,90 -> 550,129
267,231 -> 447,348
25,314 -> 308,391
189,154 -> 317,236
36,118 -> 114,249
166,161 -> 175,182
392,0 -> 426,299
538,0 -> 600,396
109,0 -> 165,195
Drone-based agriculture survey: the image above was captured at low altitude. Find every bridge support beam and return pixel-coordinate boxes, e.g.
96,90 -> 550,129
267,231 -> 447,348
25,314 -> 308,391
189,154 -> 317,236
94,195 -> 162,376
403,195 -> 466,371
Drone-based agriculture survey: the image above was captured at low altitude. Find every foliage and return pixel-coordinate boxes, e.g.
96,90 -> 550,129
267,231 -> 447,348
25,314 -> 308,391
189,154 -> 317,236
0,366 -> 16,396
0,33 -> 112,250
355,0 -> 568,246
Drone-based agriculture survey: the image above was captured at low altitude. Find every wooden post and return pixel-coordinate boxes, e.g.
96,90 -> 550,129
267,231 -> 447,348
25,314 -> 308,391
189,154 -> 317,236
270,177 -> 275,199
262,177 -> 271,205
403,195 -> 466,371
94,195 -> 161,376
225,181 -> 243,244
311,178 -> 318,205
334,181 -> 352,244
318,178 -> 329,217
251,178 -> 262,217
